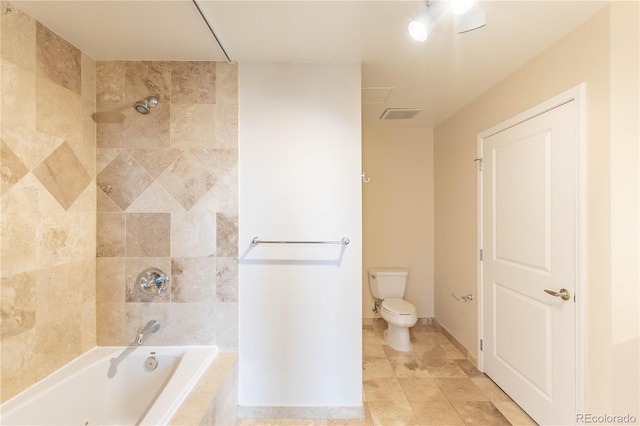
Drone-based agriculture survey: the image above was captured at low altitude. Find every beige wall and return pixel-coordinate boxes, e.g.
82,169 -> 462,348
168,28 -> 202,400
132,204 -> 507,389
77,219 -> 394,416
94,60 -> 238,349
363,127 -> 434,318
435,4 -> 639,414
610,1 -> 640,417
0,4 -> 97,401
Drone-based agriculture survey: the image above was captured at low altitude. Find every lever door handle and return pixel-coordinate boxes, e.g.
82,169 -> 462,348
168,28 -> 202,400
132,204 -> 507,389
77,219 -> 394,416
544,288 -> 570,301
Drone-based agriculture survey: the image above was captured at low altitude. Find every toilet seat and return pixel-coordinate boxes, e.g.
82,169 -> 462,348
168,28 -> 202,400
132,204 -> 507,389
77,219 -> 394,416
382,298 -> 416,316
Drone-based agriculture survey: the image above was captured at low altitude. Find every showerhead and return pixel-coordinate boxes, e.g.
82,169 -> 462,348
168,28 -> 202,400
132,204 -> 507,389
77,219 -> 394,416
133,96 -> 158,114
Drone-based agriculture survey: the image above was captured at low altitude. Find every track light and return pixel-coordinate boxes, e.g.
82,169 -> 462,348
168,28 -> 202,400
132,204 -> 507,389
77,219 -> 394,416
408,15 -> 429,42
407,2 -> 441,42
451,0 -> 475,16
408,0 -> 485,41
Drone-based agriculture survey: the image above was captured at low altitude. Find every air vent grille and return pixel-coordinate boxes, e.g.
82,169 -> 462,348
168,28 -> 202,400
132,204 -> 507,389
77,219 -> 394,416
380,108 -> 423,120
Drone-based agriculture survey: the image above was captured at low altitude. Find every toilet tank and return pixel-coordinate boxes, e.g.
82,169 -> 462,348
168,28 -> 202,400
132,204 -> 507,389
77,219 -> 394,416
368,268 -> 409,299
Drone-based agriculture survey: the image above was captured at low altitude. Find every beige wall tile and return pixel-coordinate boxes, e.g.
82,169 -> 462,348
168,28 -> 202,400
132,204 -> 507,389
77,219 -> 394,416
215,301 -> 238,349
1,2 -> 35,71
96,148 -> 122,174
96,257 -> 125,303
190,181 -> 238,215
193,149 -> 238,190
35,263 -> 84,325
125,61 -> 171,104
171,257 -> 216,303
1,272 -> 36,340
96,61 -> 125,103
216,213 -> 238,257
35,22 -> 81,94
96,151 -> 154,210
1,213 -> 39,277
97,189 -> 121,212
32,142 -> 91,210
35,314 -> 82,381
36,77 -> 82,144
1,142 -> 28,195
81,53 -> 96,104
170,302 -> 216,345
121,102 -> 170,149
215,62 -> 238,105
171,212 -> 216,257
125,213 -> 170,257
157,151 -> 216,210
97,212 -> 125,257
170,103 -> 216,150
38,212 -> 95,266
126,181 -> 185,214
214,104 -> 238,149
171,61 -> 216,104
130,148 -> 182,179
81,304 -> 97,352
2,127 -> 63,171
1,59 -> 36,132
68,182 -> 97,213
96,302 -> 126,345
216,257 -> 237,302
1,330 -> 36,403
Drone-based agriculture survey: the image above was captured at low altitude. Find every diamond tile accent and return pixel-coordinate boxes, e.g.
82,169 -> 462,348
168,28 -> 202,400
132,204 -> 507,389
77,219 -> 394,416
96,151 -> 154,211
157,151 -> 216,211
1,143 -> 29,195
32,142 -> 91,210
130,149 -> 182,179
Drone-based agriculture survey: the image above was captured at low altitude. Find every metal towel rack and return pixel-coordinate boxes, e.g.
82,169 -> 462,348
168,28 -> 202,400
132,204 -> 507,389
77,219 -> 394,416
251,237 -> 350,245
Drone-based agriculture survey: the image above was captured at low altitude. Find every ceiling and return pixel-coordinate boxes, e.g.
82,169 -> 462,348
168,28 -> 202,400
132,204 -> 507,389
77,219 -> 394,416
15,0 -> 608,128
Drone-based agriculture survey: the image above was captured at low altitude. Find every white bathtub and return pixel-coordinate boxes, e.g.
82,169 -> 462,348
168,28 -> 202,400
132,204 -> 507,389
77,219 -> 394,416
0,346 -> 217,426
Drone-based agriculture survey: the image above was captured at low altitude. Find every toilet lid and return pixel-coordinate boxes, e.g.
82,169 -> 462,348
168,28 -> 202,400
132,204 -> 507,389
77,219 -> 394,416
382,298 -> 416,315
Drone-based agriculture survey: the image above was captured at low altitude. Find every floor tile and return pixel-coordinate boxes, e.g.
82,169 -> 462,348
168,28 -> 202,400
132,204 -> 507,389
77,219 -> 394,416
363,358 -> 396,380
453,359 -> 485,378
391,358 -> 432,378
368,401 -> 418,426
493,401 -> 537,425
415,344 -> 449,360
409,401 -> 465,425
451,401 -> 512,425
436,378 -> 490,402
422,359 -> 468,378
398,377 -> 448,402
363,343 -> 387,360
471,377 -> 513,402
363,377 -> 409,403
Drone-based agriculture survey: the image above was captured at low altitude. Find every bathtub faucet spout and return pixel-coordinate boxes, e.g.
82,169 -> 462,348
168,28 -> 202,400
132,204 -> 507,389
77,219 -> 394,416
136,320 -> 160,345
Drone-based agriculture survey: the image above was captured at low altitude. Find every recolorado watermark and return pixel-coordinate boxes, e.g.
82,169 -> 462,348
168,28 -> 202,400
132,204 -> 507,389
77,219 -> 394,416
577,413 -> 638,424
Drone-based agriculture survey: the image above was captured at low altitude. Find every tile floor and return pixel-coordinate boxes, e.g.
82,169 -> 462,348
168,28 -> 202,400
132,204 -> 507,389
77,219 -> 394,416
237,321 -> 537,425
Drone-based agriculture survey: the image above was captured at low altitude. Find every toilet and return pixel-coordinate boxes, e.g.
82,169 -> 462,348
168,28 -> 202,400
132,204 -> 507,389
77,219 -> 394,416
368,268 -> 417,352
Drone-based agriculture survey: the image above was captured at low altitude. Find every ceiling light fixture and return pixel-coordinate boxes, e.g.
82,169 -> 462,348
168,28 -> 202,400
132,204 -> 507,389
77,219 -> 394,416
451,0 -> 475,16
408,0 -> 485,41
407,1 -> 442,42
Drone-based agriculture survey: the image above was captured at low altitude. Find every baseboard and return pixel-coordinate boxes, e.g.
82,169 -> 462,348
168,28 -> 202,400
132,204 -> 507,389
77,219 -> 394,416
433,318 -> 478,367
237,405 -> 363,419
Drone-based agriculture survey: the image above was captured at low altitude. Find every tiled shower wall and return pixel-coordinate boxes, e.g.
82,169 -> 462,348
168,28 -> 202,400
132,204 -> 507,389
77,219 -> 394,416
0,3 -> 97,402
0,1 -> 238,404
94,60 -> 238,348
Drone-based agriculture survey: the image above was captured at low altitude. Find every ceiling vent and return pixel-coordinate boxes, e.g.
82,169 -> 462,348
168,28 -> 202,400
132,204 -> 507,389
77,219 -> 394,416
380,108 -> 423,120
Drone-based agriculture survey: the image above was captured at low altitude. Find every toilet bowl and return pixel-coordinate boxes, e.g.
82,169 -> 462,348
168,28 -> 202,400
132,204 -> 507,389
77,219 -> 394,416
380,298 -> 417,351
368,268 -> 418,352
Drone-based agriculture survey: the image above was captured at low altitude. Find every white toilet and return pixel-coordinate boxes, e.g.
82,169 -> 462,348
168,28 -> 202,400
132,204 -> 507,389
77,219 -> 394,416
368,268 -> 417,352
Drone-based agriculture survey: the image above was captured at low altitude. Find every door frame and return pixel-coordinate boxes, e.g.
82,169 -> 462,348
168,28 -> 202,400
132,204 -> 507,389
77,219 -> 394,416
476,84 -> 586,416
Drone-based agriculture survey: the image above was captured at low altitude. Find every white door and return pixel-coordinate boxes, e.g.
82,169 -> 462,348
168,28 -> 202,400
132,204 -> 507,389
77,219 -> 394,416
480,99 -> 578,425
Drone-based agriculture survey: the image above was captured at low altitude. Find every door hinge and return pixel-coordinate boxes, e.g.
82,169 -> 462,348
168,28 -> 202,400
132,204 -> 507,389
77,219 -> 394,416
480,339 -> 484,351
480,249 -> 484,261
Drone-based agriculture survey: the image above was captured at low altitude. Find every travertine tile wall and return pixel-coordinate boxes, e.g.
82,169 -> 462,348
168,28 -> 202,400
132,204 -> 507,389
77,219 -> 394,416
94,60 -> 238,349
0,2 -> 97,402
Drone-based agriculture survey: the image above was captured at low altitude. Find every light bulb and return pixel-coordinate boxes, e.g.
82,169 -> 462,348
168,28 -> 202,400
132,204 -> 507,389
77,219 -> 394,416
408,20 -> 428,42
451,0 -> 475,15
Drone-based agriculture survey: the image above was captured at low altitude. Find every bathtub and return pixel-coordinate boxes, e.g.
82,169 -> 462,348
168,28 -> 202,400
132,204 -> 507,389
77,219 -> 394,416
0,346 -> 217,426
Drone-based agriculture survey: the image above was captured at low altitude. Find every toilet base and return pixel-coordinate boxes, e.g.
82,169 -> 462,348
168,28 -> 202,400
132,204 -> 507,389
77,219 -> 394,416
384,323 -> 412,352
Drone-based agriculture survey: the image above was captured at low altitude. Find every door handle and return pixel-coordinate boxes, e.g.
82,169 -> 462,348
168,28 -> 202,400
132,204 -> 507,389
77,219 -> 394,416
544,288 -> 570,301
